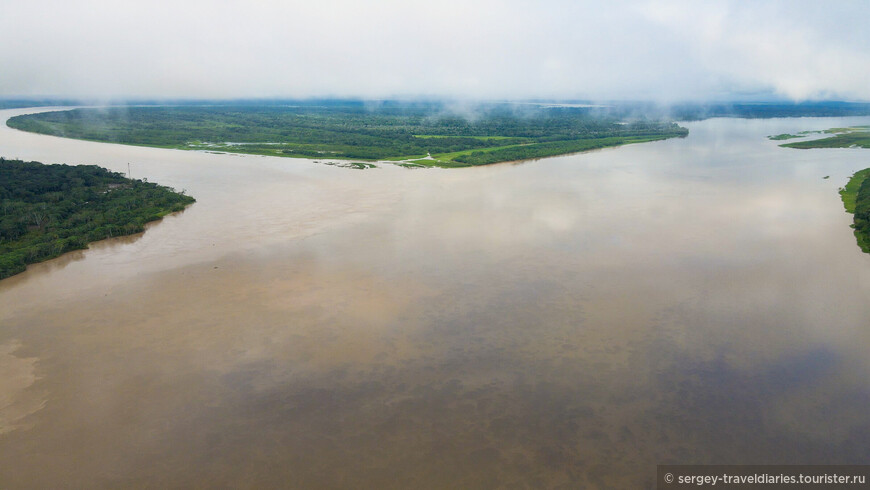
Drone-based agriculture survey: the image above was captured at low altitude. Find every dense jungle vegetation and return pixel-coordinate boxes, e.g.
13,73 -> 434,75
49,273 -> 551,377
7,104 -> 688,167
853,175 -> 870,254
0,158 -> 194,279
668,101 -> 870,120
840,168 -> 870,253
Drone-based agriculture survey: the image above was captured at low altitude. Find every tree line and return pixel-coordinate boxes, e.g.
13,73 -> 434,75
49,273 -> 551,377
0,158 -> 194,279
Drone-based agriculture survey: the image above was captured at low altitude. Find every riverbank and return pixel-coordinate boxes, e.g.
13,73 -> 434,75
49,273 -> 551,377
840,168 -> 870,253
0,158 -> 194,279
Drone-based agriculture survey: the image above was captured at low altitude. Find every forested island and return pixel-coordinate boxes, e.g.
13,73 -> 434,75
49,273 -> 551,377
0,158 -> 194,279
777,126 -> 870,149
7,103 -> 688,167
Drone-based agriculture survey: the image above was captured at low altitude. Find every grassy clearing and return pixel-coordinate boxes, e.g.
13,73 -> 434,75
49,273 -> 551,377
413,134 -> 520,141
431,142 -> 532,162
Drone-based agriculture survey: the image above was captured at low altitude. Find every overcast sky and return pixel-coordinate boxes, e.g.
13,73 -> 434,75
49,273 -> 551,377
1,0 -> 868,102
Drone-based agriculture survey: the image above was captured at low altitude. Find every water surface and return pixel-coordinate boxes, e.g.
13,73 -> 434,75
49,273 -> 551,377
1,109 -> 870,488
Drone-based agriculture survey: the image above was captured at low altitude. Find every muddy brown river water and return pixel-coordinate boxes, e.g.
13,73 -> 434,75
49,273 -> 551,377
1,108 -> 870,488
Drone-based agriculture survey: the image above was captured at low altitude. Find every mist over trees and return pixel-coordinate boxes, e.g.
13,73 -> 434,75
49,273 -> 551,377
7,103 -> 690,166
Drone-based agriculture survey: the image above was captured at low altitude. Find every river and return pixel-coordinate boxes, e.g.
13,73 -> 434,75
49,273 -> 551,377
1,108 -> 869,488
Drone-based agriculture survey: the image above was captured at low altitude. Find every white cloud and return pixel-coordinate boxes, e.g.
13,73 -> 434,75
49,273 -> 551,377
634,0 -> 870,101
0,0 -> 868,101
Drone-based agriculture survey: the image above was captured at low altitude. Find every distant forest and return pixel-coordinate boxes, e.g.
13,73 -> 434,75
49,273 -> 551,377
0,158 -> 194,279
666,101 -> 870,120
7,99 -> 870,166
0,98 -> 79,109
7,103 -> 688,167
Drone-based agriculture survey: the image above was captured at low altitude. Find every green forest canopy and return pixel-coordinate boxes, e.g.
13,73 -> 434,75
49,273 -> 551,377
0,158 -> 194,279
840,168 -> 870,254
7,104 -> 689,167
